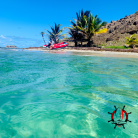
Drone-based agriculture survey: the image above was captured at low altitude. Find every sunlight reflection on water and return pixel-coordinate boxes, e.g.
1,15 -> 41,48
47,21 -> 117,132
0,50 -> 138,137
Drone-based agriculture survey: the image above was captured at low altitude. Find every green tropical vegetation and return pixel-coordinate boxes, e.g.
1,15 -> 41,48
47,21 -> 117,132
45,23 -> 66,44
76,14 -> 107,46
41,10 -> 107,47
104,46 -> 131,49
68,10 -> 107,47
68,10 -> 90,47
126,34 -> 138,49
68,28 -> 84,47
41,10 -> 138,50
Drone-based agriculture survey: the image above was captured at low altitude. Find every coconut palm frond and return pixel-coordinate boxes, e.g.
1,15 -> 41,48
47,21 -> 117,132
76,13 -> 107,46
46,23 -> 66,43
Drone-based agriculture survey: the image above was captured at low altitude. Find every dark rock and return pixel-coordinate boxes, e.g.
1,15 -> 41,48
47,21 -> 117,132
114,25 -> 120,30
109,29 -> 114,33
106,38 -> 113,42
133,21 -> 138,25
124,16 -> 128,19
128,30 -> 137,34
115,37 -> 120,40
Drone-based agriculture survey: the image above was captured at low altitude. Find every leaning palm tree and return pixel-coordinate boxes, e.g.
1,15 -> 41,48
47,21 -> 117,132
40,31 -> 46,45
45,23 -> 66,44
76,14 -> 107,46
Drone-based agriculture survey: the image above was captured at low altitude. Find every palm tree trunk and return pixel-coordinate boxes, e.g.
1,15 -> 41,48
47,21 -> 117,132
87,38 -> 91,47
81,38 -> 82,47
75,40 -> 78,47
55,37 -> 57,44
43,37 -> 46,45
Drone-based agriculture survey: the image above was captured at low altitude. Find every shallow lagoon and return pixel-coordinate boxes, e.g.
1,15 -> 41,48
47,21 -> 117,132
0,49 -> 138,138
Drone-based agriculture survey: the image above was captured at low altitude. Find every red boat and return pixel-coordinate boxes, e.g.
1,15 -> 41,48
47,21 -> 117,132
43,42 -> 68,49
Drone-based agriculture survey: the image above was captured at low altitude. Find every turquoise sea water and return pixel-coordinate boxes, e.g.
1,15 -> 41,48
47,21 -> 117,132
0,49 -> 138,138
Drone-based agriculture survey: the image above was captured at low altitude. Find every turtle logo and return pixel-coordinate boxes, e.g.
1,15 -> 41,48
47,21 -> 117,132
108,105 -> 132,129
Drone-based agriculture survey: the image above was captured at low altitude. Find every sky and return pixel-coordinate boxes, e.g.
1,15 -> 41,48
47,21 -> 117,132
0,0 -> 138,48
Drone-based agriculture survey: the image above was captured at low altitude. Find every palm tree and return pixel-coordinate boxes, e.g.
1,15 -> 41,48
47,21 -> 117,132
68,28 -> 83,46
126,34 -> 138,49
68,10 -> 90,47
76,14 -> 107,46
76,10 -> 90,20
69,20 -> 79,46
68,28 -> 77,46
40,31 -> 46,45
70,10 -> 90,28
45,23 -> 66,44
76,10 -> 90,28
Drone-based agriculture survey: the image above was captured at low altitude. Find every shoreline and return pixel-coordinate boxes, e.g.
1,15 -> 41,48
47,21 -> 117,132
23,47 -> 138,58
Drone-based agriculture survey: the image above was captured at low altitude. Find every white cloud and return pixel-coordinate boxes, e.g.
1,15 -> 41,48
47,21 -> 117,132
0,35 -> 6,38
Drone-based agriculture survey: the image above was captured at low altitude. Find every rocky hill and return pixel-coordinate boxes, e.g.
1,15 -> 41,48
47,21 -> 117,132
67,11 -> 138,47
93,11 -> 138,46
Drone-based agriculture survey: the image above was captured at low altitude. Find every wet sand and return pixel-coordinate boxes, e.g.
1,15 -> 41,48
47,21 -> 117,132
64,49 -> 138,58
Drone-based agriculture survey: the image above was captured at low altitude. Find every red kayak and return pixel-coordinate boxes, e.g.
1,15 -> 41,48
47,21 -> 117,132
43,42 -> 68,49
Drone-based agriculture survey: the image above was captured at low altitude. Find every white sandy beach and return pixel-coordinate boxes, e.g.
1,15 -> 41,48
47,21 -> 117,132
24,48 -> 138,58
64,49 -> 138,58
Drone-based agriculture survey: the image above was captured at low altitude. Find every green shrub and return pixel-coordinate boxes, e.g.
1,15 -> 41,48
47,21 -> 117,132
104,46 -> 131,49
126,34 -> 138,49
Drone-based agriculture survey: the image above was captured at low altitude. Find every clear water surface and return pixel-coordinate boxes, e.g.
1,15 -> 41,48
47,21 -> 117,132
0,49 -> 138,138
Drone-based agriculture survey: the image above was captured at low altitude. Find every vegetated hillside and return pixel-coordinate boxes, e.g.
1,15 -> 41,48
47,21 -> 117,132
93,11 -> 138,46
66,11 -> 138,47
